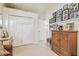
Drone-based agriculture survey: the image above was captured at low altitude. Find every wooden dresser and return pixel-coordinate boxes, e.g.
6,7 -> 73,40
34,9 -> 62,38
51,31 -> 77,56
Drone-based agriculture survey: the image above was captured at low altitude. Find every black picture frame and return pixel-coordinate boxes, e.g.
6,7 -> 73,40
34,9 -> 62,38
56,9 -> 63,22
63,9 -> 69,21
63,4 -> 68,10
49,18 -> 56,24
69,12 -> 75,19
52,12 -> 56,18
74,11 -> 79,18
69,3 -> 79,13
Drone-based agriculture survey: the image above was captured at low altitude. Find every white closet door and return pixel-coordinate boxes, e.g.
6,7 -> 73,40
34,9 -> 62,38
38,20 -> 46,41
8,15 -> 34,46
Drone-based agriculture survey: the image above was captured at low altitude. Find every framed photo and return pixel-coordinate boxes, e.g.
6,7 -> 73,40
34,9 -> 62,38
63,9 -> 69,20
52,12 -> 56,18
49,18 -> 56,24
56,9 -> 62,22
74,3 -> 79,12
65,22 -> 74,31
63,4 -> 68,10
69,3 -> 74,13
70,12 -> 75,19
74,11 -> 79,18
69,3 -> 79,13
69,8 -> 74,13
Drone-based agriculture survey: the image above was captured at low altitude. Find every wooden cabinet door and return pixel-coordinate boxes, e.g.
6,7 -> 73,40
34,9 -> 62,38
60,32 -> 70,55
51,32 -> 60,54
68,32 -> 77,56
52,32 -> 60,46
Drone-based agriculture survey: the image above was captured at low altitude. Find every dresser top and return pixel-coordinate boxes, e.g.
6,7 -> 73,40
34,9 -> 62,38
51,30 -> 78,33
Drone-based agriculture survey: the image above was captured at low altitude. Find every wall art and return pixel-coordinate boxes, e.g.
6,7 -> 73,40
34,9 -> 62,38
63,4 -> 68,10
49,18 -> 56,24
63,9 -> 69,20
56,9 -> 63,22
69,12 -> 75,19
69,3 -> 79,13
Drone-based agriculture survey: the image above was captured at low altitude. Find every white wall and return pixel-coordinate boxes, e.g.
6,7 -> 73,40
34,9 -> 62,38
44,3 -> 65,38
44,3 -> 79,55
0,3 -> 4,8
0,3 -> 4,23
0,3 -> 4,13
34,18 -> 47,43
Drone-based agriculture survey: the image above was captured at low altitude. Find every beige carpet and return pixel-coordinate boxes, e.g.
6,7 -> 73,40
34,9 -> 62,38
13,41 -> 58,56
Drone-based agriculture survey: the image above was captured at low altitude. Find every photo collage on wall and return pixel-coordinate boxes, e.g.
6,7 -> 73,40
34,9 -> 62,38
49,3 -> 79,30
49,3 -> 79,24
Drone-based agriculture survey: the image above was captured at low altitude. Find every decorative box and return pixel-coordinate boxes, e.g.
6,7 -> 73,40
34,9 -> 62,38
56,9 -> 63,22
63,9 -> 69,21
49,24 -> 59,30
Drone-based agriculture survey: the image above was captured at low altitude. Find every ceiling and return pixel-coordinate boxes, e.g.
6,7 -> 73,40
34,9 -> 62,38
5,3 -> 63,19
5,3 -> 54,14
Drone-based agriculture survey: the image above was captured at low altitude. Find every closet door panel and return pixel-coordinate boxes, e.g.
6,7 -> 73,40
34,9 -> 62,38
21,18 -> 34,44
8,15 -> 34,46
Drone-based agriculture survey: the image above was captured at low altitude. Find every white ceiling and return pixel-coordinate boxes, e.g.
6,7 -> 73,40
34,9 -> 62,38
5,3 -> 63,19
5,3 -> 54,14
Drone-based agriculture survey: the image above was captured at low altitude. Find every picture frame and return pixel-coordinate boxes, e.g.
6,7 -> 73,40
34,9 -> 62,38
74,3 -> 79,12
63,9 -> 69,20
74,11 -> 79,18
70,12 -> 75,19
49,18 -> 56,24
63,4 -> 68,10
65,22 -> 74,31
52,12 -> 56,18
56,9 -> 63,22
69,3 -> 79,13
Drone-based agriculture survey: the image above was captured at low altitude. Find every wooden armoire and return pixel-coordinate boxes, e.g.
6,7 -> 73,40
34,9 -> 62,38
51,31 -> 77,56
